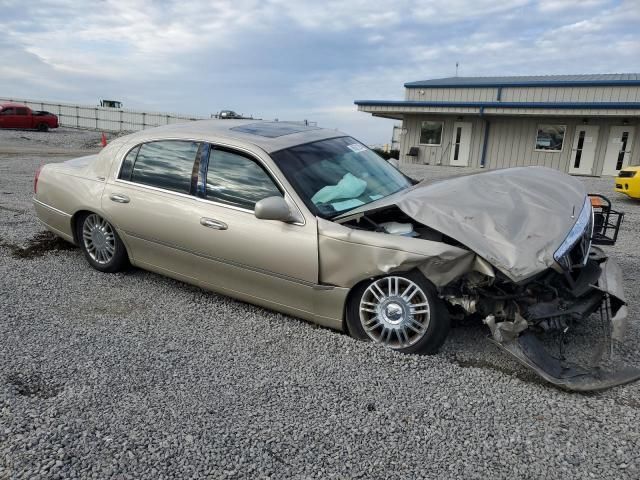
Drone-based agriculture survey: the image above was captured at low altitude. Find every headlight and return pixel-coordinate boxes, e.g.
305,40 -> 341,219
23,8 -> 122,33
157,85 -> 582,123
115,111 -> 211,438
554,197 -> 593,270
618,170 -> 636,178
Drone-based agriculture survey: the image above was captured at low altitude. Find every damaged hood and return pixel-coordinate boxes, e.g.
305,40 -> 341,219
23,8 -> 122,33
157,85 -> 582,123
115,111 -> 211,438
339,167 -> 587,282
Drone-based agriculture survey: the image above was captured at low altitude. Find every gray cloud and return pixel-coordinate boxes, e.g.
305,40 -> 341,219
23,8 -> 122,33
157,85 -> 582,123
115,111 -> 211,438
0,0 -> 638,144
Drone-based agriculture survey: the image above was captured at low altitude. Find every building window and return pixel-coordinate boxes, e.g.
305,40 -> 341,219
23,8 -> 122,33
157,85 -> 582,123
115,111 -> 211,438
419,121 -> 443,145
535,125 -> 565,152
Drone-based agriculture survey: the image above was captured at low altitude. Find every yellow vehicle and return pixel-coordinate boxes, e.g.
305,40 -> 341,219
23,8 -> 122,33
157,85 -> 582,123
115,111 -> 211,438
615,166 -> 640,199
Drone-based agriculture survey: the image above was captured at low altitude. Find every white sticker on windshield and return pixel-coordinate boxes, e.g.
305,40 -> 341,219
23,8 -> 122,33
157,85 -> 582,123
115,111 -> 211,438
369,194 -> 383,201
347,143 -> 367,153
331,198 -> 365,211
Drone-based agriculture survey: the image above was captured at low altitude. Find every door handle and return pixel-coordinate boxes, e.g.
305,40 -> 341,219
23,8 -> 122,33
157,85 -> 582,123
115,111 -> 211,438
110,193 -> 130,203
200,217 -> 228,230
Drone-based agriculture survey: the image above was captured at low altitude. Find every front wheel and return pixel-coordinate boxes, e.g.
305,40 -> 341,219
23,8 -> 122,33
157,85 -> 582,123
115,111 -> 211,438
346,272 -> 450,354
37,123 -> 49,132
77,213 -> 128,273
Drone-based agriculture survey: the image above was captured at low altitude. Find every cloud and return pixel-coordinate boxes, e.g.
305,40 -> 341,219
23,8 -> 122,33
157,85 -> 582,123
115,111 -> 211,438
0,0 -> 638,144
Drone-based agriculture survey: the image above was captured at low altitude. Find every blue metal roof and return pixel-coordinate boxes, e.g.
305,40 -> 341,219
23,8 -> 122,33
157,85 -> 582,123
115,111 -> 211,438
354,100 -> 640,110
404,74 -> 640,88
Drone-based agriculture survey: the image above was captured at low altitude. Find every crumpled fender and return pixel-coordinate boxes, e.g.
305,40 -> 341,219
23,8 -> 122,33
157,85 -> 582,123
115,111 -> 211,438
317,218 -> 479,288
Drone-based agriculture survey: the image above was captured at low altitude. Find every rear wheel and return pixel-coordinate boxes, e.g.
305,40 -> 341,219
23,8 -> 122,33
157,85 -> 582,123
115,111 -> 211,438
76,213 -> 128,272
346,272 -> 449,354
37,123 -> 49,132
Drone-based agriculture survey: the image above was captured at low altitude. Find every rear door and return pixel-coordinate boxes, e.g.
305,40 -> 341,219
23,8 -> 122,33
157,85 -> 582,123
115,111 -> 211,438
15,107 -> 31,129
102,140 -> 205,281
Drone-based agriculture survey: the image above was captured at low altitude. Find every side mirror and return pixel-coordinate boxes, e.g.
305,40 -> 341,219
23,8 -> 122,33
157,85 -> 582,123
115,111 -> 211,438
254,196 -> 294,222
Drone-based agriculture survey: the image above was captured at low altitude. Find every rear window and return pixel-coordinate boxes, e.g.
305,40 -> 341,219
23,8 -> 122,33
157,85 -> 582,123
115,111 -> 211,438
126,141 -> 200,194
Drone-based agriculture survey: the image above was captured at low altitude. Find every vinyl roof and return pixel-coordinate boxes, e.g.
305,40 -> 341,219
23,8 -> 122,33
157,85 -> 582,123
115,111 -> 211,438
405,74 -> 640,88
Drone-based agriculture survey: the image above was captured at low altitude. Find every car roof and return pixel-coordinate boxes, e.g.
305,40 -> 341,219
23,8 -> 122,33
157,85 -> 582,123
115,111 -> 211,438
119,119 -> 348,153
1,102 -> 28,108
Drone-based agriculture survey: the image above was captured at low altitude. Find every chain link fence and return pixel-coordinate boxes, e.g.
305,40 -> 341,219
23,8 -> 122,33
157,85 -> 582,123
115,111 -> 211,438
0,97 -> 207,132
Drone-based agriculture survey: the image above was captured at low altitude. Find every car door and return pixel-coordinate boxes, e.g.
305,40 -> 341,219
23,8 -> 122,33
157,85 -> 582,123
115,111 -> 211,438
15,107 -> 31,129
0,107 -> 17,128
190,144 -> 318,314
102,140 -> 205,282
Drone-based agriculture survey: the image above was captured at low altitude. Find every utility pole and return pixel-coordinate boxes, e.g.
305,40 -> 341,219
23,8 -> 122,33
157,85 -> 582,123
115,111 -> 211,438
455,62 -> 459,77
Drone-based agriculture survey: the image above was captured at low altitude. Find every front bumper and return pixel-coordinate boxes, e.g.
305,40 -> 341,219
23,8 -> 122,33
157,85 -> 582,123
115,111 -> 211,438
487,253 -> 640,391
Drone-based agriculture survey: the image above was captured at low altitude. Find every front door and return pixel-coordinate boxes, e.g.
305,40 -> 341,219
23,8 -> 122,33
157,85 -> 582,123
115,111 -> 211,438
568,125 -> 599,175
449,122 -> 472,166
601,126 -> 635,176
192,146 -> 318,314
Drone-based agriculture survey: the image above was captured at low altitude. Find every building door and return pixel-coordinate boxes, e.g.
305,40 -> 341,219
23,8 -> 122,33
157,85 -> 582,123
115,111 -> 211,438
449,122 -> 472,166
568,125 -> 599,175
601,126 -> 635,176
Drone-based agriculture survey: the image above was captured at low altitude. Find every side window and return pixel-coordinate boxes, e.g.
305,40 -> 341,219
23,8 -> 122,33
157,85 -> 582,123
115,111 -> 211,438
205,149 -> 282,210
1,108 -> 15,115
118,145 -> 140,181
129,140 -> 200,194
16,108 -> 28,115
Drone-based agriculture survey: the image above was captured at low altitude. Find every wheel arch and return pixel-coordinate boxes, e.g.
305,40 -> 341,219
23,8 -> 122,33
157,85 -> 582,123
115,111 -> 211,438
70,209 -> 132,262
341,268 -> 435,334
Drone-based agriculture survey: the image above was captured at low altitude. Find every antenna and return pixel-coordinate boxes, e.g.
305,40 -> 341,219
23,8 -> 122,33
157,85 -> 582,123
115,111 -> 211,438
455,62 -> 459,77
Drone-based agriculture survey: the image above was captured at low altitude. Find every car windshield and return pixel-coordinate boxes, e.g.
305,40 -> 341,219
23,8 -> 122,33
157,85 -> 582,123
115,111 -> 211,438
271,136 -> 412,218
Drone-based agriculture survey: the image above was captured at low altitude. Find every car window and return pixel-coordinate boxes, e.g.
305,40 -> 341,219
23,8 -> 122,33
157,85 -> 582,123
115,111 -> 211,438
16,108 -> 28,115
1,108 -> 15,115
118,145 -> 140,181
205,148 -> 282,210
129,141 -> 200,194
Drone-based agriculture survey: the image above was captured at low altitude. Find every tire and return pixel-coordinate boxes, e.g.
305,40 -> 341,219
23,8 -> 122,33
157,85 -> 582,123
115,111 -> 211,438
76,213 -> 128,273
37,123 -> 49,132
346,271 -> 450,355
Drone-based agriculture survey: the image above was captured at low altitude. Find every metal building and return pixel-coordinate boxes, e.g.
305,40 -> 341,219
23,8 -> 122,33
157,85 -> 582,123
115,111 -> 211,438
355,74 -> 640,176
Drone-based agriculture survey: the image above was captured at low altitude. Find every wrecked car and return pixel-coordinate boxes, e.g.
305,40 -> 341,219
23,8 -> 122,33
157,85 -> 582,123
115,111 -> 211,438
33,120 -> 637,390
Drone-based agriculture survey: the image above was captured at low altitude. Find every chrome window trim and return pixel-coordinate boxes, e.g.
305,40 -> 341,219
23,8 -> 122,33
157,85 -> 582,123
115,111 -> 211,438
112,137 -> 307,226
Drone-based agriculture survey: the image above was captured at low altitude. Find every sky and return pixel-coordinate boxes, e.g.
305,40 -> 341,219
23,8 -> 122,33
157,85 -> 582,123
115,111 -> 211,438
1,0 -> 639,145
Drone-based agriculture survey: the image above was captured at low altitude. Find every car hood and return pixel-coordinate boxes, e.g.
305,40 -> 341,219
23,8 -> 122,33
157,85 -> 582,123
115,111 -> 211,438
338,166 -> 587,282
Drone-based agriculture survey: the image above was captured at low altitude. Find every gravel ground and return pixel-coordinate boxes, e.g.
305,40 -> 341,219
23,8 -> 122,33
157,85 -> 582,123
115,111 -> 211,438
0,127 -> 127,151
1,128 -> 640,479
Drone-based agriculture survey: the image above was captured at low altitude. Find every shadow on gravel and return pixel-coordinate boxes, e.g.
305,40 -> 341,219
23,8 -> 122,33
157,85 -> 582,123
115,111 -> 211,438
6,372 -> 63,399
0,231 -> 76,259
449,353 -> 549,388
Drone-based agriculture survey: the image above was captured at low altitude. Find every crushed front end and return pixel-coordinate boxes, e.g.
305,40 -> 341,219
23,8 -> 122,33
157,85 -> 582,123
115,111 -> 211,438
443,195 -> 639,391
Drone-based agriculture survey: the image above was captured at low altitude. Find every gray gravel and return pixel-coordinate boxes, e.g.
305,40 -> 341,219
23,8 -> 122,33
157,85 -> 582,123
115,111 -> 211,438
1,128 -> 640,479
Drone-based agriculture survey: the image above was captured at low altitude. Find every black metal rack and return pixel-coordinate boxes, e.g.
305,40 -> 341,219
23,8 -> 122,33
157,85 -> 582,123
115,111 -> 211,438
589,194 -> 624,245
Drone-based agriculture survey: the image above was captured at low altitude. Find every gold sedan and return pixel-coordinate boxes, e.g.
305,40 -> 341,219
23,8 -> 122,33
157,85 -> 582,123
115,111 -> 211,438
33,120 -> 636,390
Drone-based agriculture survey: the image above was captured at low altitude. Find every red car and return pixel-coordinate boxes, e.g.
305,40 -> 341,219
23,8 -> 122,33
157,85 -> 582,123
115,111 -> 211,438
0,103 -> 59,131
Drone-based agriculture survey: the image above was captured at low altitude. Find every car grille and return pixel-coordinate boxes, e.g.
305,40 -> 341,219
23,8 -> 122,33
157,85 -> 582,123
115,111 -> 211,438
618,170 -> 635,178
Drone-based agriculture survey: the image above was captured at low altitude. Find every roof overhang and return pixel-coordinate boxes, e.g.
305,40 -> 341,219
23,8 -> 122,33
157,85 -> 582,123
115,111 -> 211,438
355,100 -> 640,118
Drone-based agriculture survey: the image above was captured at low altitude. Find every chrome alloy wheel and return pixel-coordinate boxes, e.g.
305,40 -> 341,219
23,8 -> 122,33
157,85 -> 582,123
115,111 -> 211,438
82,214 -> 116,265
359,276 -> 431,348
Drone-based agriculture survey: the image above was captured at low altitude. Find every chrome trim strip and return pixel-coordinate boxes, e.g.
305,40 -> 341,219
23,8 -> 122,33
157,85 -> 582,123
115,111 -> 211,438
32,198 -> 72,218
123,230 -> 329,289
112,138 -> 307,226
